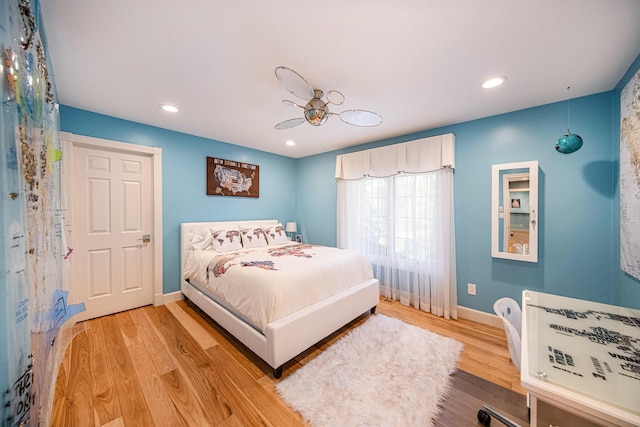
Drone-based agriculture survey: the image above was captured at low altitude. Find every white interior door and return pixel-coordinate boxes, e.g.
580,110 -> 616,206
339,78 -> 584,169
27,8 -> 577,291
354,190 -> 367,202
71,143 -> 154,320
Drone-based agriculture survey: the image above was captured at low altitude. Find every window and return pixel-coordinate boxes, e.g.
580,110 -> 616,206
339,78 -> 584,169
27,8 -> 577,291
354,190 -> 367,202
336,135 -> 457,318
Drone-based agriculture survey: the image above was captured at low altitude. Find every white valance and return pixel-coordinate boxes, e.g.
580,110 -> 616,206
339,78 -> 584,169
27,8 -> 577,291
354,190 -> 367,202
335,133 -> 455,180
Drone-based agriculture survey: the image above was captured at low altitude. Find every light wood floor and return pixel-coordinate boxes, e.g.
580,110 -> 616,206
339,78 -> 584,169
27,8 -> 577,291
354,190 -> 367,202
51,298 -> 524,426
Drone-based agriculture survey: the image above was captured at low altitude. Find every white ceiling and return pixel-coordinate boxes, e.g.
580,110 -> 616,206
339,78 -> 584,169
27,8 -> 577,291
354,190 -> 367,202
41,0 -> 640,159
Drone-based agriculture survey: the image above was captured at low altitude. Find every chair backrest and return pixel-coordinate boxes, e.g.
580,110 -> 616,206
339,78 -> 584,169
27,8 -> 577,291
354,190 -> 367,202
493,297 -> 522,372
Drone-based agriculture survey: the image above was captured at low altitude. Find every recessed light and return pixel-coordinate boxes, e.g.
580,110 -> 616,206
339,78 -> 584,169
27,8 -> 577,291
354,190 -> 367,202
160,104 -> 179,113
482,77 -> 507,89
286,140 -> 295,146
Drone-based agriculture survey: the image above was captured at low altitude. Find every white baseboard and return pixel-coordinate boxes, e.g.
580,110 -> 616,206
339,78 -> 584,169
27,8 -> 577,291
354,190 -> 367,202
157,291 -> 183,306
457,305 -> 503,329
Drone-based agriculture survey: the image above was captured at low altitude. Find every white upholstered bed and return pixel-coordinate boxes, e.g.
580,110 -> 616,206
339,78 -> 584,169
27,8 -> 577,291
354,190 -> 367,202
180,220 -> 379,378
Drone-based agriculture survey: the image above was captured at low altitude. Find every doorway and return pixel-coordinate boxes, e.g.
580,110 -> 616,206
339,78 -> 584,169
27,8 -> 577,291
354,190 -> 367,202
62,133 -> 162,321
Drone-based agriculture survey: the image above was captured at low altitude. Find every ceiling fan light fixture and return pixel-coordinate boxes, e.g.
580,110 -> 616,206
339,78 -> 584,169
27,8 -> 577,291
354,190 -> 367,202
305,109 -> 329,126
482,76 -> 507,89
304,93 -> 330,126
274,66 -> 382,130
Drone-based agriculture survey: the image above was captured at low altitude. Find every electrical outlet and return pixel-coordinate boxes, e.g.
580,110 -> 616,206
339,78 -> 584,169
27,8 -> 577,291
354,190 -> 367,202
468,283 -> 477,295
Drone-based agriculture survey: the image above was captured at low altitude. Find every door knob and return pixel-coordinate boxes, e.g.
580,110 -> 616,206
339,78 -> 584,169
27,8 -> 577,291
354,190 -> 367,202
138,234 -> 151,243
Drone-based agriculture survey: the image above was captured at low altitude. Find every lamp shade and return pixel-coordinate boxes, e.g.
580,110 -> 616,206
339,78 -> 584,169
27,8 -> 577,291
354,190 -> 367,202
285,222 -> 297,233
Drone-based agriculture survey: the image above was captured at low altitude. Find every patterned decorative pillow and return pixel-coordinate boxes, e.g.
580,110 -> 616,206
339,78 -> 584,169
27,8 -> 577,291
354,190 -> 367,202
190,228 -> 212,250
264,223 -> 289,245
240,227 -> 269,248
209,228 -> 243,252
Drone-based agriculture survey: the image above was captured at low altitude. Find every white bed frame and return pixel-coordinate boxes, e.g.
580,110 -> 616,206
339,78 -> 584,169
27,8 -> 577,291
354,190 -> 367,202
180,220 -> 379,378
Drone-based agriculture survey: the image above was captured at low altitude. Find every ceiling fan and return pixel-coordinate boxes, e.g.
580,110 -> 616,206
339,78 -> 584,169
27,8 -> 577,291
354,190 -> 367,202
274,66 -> 383,130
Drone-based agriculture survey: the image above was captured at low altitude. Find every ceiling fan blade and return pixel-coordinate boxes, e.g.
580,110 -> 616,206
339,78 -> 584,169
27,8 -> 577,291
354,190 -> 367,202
339,110 -> 383,127
275,67 -> 315,101
326,90 -> 345,106
282,99 -> 304,109
275,117 -> 305,130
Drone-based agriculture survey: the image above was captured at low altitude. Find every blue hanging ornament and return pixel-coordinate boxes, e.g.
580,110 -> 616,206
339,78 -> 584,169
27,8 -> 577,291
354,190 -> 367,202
555,87 -> 583,154
556,133 -> 583,154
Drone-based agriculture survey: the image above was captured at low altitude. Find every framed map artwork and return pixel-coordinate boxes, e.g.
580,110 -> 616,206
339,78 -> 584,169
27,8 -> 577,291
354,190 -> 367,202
206,157 -> 260,198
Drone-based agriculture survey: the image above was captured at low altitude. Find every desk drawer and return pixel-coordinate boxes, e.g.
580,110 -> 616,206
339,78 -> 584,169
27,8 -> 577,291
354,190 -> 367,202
538,400 -> 605,427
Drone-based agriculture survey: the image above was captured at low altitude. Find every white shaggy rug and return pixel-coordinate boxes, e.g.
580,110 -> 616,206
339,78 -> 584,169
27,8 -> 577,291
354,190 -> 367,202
276,314 -> 464,427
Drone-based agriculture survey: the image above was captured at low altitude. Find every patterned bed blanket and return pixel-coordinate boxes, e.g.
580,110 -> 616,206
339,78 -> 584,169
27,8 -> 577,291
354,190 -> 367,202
183,243 -> 374,332
209,244 -> 314,277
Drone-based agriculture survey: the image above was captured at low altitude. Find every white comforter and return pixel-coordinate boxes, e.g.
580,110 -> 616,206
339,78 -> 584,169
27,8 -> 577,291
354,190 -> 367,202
183,243 -> 374,332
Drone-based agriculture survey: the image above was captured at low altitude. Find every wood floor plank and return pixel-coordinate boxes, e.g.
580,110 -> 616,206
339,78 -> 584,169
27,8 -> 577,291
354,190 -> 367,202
129,308 -> 178,376
53,329 -> 94,426
49,380 -> 68,425
216,414 -> 246,427
166,301 -> 219,350
53,321 -> 86,393
178,300 -> 271,380
89,319 -> 122,426
205,345 -> 302,426
98,315 -> 154,426
50,336 -> 73,426
100,416 -> 125,427
53,298 -> 526,426
115,310 -> 188,427
159,368 -> 217,427
143,305 -> 233,425
152,304 -> 284,425
198,357 -> 275,427
256,374 -> 302,422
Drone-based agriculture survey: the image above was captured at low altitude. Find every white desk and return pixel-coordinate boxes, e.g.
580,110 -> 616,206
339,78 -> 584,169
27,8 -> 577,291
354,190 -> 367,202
521,290 -> 640,427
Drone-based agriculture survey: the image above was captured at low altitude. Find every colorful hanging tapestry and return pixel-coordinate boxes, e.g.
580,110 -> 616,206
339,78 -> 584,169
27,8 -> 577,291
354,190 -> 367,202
620,67 -> 640,281
1,1 -> 84,425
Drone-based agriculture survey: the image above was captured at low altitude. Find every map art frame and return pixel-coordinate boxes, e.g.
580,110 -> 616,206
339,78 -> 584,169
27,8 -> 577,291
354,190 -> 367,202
620,67 -> 640,280
207,157 -> 260,198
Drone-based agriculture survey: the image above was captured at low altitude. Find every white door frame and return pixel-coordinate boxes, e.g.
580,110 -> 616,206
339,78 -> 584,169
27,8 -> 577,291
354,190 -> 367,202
61,132 -> 163,308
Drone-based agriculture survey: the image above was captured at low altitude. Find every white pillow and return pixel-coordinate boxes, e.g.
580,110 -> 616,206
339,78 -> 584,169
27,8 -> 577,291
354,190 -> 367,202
190,228 -> 212,250
240,227 -> 269,248
209,228 -> 243,252
264,223 -> 289,245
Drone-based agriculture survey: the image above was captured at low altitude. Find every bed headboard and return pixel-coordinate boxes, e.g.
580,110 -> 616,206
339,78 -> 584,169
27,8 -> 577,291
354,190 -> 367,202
180,220 -> 279,283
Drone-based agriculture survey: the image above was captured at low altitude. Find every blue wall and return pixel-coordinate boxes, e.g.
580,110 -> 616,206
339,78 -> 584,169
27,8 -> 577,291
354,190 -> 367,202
59,106 -> 297,294
59,55 -> 640,313
297,91 -> 631,312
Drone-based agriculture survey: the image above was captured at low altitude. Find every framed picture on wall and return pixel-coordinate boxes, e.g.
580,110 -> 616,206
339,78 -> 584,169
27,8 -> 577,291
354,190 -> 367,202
206,157 -> 259,198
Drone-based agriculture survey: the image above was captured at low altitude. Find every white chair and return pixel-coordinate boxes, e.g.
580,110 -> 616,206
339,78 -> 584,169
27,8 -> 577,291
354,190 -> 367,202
493,297 -> 522,372
477,297 -> 526,426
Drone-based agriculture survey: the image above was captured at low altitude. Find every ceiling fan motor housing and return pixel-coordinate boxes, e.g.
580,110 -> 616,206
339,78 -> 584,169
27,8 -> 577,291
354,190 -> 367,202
304,90 -> 329,126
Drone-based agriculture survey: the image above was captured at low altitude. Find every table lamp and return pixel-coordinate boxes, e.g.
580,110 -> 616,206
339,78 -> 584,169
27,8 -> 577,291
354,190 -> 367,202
285,222 -> 297,241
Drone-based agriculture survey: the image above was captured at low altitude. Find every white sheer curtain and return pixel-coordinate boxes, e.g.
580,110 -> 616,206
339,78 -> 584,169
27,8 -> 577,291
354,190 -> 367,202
336,134 -> 457,319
